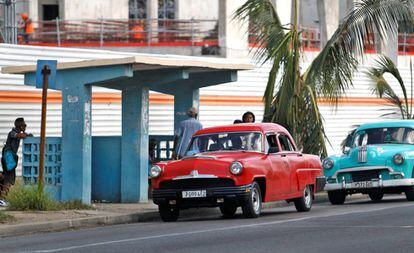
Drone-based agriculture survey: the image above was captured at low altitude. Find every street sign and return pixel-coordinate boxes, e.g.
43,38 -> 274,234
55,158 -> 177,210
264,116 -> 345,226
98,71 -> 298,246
36,60 -> 57,89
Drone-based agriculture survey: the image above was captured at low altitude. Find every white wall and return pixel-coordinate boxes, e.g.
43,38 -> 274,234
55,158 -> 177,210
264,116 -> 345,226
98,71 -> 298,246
176,0 -> 218,20
62,0 -> 129,20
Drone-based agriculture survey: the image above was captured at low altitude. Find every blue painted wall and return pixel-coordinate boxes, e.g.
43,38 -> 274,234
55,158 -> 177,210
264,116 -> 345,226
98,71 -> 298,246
91,137 -> 121,202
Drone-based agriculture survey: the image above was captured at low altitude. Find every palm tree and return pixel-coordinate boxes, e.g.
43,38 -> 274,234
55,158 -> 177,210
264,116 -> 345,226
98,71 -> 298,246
367,55 -> 413,119
235,0 -> 413,157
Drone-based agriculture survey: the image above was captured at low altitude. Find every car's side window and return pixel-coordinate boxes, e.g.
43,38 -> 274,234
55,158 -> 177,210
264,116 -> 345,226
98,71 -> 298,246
266,134 -> 279,153
278,135 -> 295,151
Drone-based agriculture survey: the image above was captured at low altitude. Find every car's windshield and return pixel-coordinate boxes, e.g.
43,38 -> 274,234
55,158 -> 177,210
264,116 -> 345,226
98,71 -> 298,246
353,127 -> 414,146
185,132 -> 263,156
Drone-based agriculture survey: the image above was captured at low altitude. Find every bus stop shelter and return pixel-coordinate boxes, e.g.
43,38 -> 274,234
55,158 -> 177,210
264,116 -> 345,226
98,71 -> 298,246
2,55 -> 252,204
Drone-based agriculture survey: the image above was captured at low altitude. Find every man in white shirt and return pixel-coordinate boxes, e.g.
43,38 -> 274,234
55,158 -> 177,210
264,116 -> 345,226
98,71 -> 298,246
173,107 -> 203,159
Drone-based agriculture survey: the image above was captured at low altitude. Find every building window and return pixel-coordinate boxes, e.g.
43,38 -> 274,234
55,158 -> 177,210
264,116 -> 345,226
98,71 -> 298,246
42,4 -> 59,20
158,0 -> 175,19
129,0 -> 147,19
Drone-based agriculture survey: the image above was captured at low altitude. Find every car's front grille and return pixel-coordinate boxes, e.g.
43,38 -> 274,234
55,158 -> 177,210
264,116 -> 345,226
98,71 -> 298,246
351,170 -> 380,182
159,178 -> 235,189
358,146 -> 367,163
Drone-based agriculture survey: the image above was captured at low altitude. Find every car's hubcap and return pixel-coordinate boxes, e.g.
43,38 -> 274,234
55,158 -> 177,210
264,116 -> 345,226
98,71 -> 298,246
252,187 -> 260,213
304,187 -> 311,207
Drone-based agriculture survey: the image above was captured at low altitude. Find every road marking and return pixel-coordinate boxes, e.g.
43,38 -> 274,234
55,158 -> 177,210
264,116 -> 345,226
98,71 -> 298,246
29,203 -> 414,253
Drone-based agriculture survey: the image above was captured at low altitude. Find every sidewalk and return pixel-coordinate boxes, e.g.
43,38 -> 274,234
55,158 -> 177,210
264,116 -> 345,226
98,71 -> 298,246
0,193 -> 368,238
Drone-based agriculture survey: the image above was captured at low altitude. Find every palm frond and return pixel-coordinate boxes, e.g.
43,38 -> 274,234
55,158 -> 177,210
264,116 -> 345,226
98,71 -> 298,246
233,0 -> 286,63
299,84 -> 328,157
306,0 -> 414,104
370,55 -> 410,113
366,57 -> 409,118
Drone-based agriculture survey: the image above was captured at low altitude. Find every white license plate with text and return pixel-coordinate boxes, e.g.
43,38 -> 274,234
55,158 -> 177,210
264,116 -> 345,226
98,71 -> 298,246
351,181 -> 373,188
182,190 -> 207,198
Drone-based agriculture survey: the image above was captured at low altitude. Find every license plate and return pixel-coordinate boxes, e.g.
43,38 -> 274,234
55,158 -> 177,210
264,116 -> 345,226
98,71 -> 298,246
352,181 -> 373,188
182,190 -> 207,198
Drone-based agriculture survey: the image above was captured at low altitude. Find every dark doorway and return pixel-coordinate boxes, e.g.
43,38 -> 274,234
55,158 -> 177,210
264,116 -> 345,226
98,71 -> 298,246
42,4 -> 59,20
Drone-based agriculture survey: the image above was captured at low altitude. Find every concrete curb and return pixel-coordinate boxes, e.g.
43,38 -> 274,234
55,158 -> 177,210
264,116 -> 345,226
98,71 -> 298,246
0,211 -> 161,237
0,192 -> 369,238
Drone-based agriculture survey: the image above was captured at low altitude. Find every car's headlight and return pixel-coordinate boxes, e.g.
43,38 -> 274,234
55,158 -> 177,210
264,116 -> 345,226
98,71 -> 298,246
150,165 -> 162,178
393,154 -> 405,165
322,158 -> 334,170
230,161 -> 243,175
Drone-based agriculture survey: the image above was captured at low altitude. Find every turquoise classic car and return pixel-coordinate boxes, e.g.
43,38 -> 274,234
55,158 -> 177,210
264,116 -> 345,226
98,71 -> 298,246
323,120 -> 414,204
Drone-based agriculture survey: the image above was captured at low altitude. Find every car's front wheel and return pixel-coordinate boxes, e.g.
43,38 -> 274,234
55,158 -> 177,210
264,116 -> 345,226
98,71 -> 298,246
328,190 -> 346,205
242,182 -> 262,218
405,187 -> 414,201
220,202 -> 237,218
405,170 -> 414,201
159,204 -> 179,222
294,185 -> 313,212
368,192 -> 384,202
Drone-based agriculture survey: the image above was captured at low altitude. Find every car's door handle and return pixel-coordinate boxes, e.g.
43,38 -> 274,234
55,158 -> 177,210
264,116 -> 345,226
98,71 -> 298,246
281,154 -> 286,157
297,153 -> 303,157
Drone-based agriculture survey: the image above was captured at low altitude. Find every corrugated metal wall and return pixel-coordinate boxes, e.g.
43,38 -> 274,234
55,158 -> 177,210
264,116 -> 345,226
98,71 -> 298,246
0,44 -> 408,175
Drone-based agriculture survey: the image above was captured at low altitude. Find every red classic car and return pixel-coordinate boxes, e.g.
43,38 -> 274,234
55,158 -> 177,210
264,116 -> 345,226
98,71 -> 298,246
151,123 -> 325,221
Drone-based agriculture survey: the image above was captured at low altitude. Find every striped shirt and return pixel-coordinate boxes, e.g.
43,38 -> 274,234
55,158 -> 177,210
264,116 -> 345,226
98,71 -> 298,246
175,118 -> 203,157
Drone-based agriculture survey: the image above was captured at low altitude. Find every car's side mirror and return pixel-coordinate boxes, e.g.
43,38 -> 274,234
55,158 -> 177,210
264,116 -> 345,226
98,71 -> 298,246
268,146 -> 279,154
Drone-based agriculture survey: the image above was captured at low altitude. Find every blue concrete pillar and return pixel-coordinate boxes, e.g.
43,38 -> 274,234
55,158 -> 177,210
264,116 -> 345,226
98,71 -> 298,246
174,88 -> 200,133
121,86 -> 149,203
61,83 -> 92,204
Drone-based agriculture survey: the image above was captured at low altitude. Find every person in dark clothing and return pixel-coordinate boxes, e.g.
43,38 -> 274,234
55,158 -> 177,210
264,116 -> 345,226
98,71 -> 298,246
0,118 -> 31,194
242,111 -> 255,123
233,119 -> 242,124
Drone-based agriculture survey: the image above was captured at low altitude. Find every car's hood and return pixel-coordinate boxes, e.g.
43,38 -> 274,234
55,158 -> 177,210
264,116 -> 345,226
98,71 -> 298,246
339,144 -> 414,169
161,151 -> 264,178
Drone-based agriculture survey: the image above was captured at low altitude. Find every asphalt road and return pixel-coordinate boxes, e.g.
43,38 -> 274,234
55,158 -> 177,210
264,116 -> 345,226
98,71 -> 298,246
3,195 -> 414,253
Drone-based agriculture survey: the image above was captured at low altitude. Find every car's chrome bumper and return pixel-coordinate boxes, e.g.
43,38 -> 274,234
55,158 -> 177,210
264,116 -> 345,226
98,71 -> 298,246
152,184 -> 252,208
325,178 -> 414,191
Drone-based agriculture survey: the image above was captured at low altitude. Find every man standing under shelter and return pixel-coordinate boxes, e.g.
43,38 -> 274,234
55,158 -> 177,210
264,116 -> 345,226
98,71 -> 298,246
173,107 -> 203,159
1,118 -> 32,197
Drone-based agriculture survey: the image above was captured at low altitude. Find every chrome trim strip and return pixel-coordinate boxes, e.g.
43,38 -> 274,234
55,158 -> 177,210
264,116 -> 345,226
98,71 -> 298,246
324,178 -> 414,190
296,168 -> 322,172
182,155 -> 216,160
390,172 -> 405,177
172,174 -> 218,180
332,166 -> 394,179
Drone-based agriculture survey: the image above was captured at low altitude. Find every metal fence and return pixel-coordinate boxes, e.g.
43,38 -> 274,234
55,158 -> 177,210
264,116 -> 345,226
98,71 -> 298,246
18,18 -> 218,48
15,17 -> 414,54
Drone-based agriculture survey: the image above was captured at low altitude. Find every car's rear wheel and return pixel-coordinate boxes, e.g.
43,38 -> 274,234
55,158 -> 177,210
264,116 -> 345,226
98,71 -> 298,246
242,182 -> 262,218
294,185 -> 313,212
220,202 -> 237,218
328,190 -> 346,205
368,192 -> 384,202
159,204 -> 179,222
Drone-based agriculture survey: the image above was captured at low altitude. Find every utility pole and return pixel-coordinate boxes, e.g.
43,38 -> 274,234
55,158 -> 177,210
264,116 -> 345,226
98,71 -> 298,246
38,65 -> 50,192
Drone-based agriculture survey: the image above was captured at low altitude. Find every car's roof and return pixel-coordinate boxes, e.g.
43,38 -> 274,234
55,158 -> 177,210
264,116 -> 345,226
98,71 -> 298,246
195,123 -> 289,136
357,120 -> 414,131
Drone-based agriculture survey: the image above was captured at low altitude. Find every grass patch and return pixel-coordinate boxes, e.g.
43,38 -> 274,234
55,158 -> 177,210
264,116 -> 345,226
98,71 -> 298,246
4,183 -> 92,211
5,184 -> 60,211
0,210 -> 15,223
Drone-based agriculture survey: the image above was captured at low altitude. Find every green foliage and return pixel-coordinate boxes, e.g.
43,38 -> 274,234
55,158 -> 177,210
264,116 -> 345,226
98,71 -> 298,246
4,184 -> 91,211
367,55 -> 413,119
0,210 -> 14,223
235,0 -> 413,157
5,184 -> 60,211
